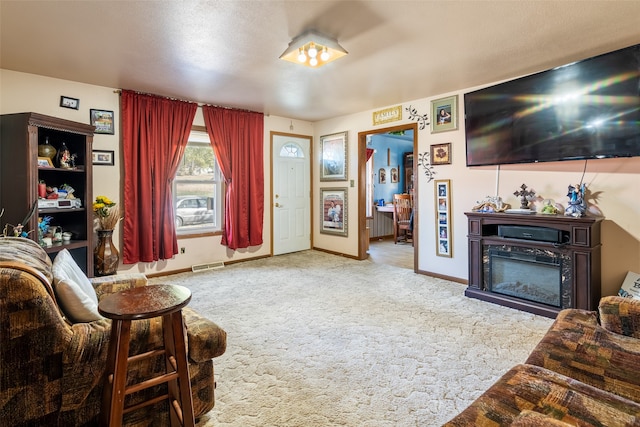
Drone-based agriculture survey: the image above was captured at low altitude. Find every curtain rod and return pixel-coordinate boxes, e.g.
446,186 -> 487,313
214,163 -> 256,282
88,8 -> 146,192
112,89 -> 262,114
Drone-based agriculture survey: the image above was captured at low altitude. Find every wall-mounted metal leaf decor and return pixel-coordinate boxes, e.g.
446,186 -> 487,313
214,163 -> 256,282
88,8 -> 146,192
417,151 -> 436,183
406,105 -> 430,130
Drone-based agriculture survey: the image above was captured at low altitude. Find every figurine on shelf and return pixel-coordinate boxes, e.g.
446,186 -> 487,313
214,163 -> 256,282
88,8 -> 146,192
472,196 -> 510,213
56,142 -> 75,169
538,199 -> 561,215
565,183 -> 587,217
37,215 -> 53,246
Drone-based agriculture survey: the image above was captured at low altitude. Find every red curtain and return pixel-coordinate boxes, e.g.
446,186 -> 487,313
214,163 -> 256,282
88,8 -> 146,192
366,148 -> 375,161
121,90 -> 197,263
202,106 -> 264,250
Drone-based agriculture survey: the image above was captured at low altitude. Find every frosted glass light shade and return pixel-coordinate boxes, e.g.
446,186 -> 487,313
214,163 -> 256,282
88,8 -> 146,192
280,30 -> 348,68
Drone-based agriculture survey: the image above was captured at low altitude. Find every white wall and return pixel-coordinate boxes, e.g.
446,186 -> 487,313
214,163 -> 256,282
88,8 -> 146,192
0,69 -> 314,275
313,92 -> 640,296
2,68 -> 639,296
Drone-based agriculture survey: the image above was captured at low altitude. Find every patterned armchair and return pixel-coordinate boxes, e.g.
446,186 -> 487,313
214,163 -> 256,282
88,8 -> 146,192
0,237 -> 227,426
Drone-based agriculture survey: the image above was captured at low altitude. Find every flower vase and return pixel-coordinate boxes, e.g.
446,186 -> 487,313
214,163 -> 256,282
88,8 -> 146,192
94,229 -> 119,276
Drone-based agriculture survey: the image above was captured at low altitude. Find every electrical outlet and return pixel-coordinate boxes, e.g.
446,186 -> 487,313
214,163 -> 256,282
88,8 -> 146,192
180,247 -> 186,254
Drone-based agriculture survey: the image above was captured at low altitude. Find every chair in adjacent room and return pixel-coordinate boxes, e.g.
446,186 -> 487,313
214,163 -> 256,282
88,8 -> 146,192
393,193 -> 413,245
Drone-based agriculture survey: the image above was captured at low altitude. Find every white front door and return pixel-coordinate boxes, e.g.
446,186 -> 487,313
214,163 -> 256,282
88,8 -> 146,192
272,133 -> 311,255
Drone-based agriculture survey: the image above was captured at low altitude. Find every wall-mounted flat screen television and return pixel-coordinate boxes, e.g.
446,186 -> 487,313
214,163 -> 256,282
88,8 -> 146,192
464,44 -> 640,166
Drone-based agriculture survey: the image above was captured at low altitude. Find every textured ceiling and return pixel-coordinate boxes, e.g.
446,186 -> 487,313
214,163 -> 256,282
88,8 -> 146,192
1,1 -> 639,122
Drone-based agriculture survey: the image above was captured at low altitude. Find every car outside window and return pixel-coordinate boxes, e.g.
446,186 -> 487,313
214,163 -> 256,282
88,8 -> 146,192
173,129 -> 222,235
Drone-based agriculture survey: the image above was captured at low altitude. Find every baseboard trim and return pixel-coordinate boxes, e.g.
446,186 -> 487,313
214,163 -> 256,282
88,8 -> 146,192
146,254 -> 272,278
312,246 -> 360,260
416,268 -> 467,285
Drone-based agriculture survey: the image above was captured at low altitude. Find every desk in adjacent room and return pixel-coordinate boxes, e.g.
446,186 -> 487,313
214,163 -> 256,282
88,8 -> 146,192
376,205 -> 394,213
370,205 -> 395,238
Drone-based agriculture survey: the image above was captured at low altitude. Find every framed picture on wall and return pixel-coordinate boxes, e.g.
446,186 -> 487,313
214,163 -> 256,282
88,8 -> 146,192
320,131 -> 347,181
90,109 -> 115,135
320,187 -> 348,236
378,168 -> 386,184
431,95 -> 458,133
435,179 -> 452,257
390,167 -> 399,183
430,142 -> 452,165
92,149 -> 115,166
60,96 -> 80,110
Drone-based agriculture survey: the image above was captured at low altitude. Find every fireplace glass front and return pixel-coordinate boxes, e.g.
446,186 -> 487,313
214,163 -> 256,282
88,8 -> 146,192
485,246 -> 573,309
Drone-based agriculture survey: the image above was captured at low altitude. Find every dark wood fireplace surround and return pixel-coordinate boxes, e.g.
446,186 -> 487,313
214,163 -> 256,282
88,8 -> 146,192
465,212 -> 603,318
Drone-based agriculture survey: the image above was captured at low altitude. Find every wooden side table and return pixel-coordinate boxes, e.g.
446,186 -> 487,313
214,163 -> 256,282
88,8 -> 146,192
98,284 -> 195,427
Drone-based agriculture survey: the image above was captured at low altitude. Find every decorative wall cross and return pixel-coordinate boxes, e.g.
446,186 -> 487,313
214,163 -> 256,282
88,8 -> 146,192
513,183 -> 536,209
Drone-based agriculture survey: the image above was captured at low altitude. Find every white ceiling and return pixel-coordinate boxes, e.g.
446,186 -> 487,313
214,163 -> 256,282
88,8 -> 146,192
1,1 -> 639,122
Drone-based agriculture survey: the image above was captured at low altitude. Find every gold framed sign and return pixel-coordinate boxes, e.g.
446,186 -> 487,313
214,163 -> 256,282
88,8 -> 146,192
372,105 -> 402,126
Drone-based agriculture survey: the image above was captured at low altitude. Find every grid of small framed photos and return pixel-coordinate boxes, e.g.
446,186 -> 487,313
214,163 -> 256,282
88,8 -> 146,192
435,179 -> 452,257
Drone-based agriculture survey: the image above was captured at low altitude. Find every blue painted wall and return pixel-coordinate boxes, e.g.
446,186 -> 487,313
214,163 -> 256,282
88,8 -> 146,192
370,132 -> 413,204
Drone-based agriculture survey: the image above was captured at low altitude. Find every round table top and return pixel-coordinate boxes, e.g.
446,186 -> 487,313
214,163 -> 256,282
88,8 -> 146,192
98,284 -> 192,320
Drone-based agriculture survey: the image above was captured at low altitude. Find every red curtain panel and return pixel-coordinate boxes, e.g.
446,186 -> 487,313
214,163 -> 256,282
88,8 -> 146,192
121,90 -> 197,263
202,105 -> 264,250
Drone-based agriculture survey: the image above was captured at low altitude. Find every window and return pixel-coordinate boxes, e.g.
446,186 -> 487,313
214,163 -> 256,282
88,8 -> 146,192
279,142 -> 305,158
173,129 -> 222,235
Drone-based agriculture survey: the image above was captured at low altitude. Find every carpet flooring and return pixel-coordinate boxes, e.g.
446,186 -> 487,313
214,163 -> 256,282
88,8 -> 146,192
152,250 -> 554,426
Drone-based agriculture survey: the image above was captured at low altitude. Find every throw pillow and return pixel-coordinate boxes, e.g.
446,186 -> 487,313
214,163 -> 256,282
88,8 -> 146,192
52,249 -> 103,322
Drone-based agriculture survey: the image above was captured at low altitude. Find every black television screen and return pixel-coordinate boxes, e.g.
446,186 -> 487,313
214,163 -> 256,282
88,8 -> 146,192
465,44 -> 640,166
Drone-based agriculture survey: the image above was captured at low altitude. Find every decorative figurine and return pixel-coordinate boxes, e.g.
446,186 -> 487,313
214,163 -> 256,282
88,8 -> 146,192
565,183 -> 587,217
472,196 -> 509,213
56,142 -> 74,169
513,184 -> 536,210
539,199 -> 560,215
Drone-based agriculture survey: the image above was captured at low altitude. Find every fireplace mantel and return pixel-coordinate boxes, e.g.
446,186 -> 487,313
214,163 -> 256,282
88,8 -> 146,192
465,212 -> 603,318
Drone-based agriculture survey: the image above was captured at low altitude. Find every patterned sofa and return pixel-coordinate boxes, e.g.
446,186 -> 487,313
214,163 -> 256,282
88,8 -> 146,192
444,296 -> 640,426
0,237 -> 227,426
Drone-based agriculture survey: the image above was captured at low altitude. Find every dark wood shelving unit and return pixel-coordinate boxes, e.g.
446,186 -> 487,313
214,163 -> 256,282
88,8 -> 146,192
1,112 -> 95,276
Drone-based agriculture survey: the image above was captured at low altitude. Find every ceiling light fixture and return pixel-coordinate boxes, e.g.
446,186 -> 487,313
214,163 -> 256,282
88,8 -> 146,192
280,30 -> 348,68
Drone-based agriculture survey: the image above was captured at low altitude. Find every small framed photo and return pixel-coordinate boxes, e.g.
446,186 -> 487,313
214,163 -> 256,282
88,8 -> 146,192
431,95 -> 458,133
390,167 -> 399,183
430,142 -> 452,165
320,187 -> 348,236
37,156 -> 54,168
320,131 -> 348,181
60,96 -> 80,110
92,149 -> 115,166
378,168 -> 386,184
90,109 -> 115,134
434,179 -> 452,257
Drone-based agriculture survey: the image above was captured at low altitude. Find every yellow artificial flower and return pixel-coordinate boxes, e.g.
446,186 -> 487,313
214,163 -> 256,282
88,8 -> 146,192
93,195 -> 120,229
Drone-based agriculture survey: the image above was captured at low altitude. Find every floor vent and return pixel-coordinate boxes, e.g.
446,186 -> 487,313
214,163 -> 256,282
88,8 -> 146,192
191,261 -> 225,273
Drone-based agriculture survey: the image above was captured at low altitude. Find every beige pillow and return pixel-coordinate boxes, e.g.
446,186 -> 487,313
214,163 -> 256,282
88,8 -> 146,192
52,249 -> 103,322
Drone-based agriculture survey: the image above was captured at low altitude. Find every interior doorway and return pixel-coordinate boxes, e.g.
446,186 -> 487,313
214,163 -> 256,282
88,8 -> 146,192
357,123 -> 418,270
